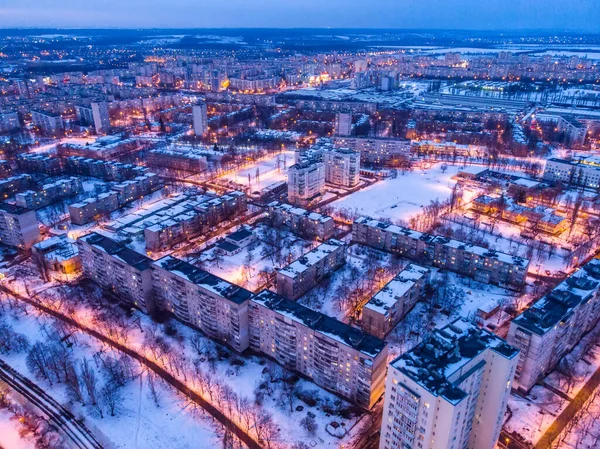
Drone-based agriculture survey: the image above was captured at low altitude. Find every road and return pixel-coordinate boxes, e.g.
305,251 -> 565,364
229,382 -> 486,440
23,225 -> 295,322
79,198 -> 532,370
0,285 -> 262,449
0,358 -> 104,449
535,360 -> 600,449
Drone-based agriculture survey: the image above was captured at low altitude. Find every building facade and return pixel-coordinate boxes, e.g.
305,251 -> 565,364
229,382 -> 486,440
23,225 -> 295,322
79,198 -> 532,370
0,203 -> 40,249
362,264 -> 430,338
277,239 -> 346,300
78,232 -> 154,313
287,160 -> 325,206
323,147 -> 360,187
379,319 -> 518,449
151,256 -> 252,352
353,217 -> 529,289
249,289 -> 388,409
507,259 -> 600,393
266,201 -> 335,241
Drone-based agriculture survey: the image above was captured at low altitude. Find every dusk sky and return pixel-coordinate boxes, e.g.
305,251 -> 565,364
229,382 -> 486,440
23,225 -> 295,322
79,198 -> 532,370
1,0 -> 599,31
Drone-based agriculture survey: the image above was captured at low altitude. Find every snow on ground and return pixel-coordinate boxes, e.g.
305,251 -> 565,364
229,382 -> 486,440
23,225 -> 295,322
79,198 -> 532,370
220,151 -> 293,192
329,164 -> 460,223
0,409 -> 36,449
188,224 -> 313,291
1,306 -> 221,449
504,322 -> 600,446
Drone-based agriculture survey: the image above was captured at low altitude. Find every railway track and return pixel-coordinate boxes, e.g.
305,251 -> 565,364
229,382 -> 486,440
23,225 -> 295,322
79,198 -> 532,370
0,358 -> 104,449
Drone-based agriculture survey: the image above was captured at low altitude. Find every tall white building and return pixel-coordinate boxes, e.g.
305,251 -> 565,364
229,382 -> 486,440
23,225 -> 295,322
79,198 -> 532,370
287,160 -> 325,206
379,319 -> 519,449
323,146 -> 360,187
193,104 -> 208,137
91,101 -> 110,134
335,112 -> 353,136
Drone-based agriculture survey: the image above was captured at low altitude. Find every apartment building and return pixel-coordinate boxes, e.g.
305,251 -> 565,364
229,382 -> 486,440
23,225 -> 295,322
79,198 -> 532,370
91,101 -> 111,134
277,239 -> 346,300
77,232 -> 154,313
144,191 -> 247,251
69,193 -> 120,225
192,104 -> 208,136
69,173 -> 162,225
353,217 -> 529,289
267,201 -> 335,241
151,256 -> 252,352
0,175 -> 35,200
287,160 -> 325,206
65,156 -> 147,181
471,195 -> 569,235
57,135 -> 141,160
379,319 -> 519,449
15,177 -> 82,209
0,203 -> 41,249
16,154 -> 64,176
147,148 -> 208,174
249,289 -> 388,409
543,156 -> 600,189
0,112 -> 21,133
507,259 -> 600,393
333,136 -> 410,168
32,234 -> 81,275
362,264 -> 430,338
31,110 -> 64,135
323,147 -> 360,187
335,112 -> 352,136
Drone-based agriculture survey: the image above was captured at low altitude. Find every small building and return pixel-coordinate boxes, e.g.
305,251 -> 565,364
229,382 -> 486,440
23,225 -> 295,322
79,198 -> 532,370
32,234 -> 81,275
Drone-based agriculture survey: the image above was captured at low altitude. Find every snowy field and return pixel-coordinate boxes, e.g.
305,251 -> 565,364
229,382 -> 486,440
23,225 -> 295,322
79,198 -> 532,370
0,409 -> 36,449
329,164 -> 460,223
220,151 -> 293,191
0,305 -> 222,449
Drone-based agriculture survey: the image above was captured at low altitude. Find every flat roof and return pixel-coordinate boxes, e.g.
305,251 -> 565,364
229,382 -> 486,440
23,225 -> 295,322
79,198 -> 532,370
278,239 -> 345,279
152,255 -> 252,305
253,289 -> 386,358
391,318 -> 519,405
513,259 -> 600,336
79,232 -> 151,271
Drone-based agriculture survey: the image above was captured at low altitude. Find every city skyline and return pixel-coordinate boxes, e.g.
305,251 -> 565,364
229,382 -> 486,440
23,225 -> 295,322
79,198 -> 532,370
1,0 -> 599,31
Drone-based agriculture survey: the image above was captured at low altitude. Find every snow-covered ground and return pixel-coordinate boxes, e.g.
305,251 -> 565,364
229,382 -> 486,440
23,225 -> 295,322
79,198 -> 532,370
220,151 -> 293,192
1,305 -> 222,449
505,323 -> 600,446
0,409 -> 36,449
329,164 -> 461,223
189,224 -> 313,291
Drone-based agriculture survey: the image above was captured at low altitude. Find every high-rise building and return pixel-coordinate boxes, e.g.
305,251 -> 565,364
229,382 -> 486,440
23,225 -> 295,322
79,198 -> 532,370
287,160 -> 325,206
335,112 -> 353,136
91,101 -> 110,134
78,232 -> 155,313
322,146 -> 360,187
507,258 -> 600,393
193,104 -> 208,136
379,319 -> 519,449
249,289 -> 388,409
31,110 -> 64,135
151,256 -> 252,352
0,203 -> 41,249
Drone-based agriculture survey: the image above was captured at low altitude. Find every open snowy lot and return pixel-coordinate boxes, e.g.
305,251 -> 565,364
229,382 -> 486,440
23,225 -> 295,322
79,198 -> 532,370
220,150 -> 293,191
328,164 -> 461,223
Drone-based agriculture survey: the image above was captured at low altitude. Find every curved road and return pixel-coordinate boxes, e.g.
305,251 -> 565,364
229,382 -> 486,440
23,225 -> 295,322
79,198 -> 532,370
0,285 -> 262,449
